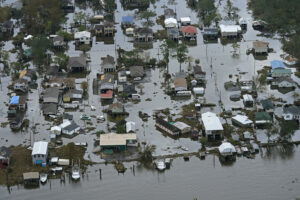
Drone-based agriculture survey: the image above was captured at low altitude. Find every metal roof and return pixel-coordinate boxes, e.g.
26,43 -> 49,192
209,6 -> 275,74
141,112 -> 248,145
32,141 -> 48,155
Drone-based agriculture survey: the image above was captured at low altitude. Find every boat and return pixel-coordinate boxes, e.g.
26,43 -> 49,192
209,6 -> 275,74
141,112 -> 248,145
97,115 -> 105,122
183,154 -> 190,161
40,173 -> 47,184
80,114 -> 91,120
200,152 -> 206,160
165,158 -> 171,169
181,146 -> 189,151
155,160 -> 166,171
72,166 -> 80,180
10,118 -> 23,130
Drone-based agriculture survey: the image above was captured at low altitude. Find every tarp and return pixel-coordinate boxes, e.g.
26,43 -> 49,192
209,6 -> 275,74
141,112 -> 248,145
218,142 -> 236,155
271,60 -> 285,69
164,18 -> 177,28
10,96 -> 19,104
122,16 -> 134,23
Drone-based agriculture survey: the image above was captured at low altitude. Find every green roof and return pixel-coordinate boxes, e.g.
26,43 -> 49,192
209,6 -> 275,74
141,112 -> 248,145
255,112 -> 272,121
260,99 -> 274,110
272,68 -> 291,74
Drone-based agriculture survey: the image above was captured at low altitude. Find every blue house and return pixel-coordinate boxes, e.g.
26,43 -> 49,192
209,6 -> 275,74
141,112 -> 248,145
121,16 -> 134,28
271,60 -> 285,70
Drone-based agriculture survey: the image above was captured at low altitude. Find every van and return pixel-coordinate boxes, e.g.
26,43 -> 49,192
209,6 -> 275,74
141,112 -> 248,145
132,94 -> 141,100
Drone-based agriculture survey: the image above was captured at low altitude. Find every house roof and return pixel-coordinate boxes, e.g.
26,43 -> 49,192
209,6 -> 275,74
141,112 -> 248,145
180,17 -> 191,23
193,65 -> 206,75
219,24 -> 241,33
283,106 -> 300,115
255,112 -> 272,121
218,142 -> 236,154
67,56 -> 86,69
42,103 -> 57,115
43,87 -> 59,102
167,27 -> 179,35
109,102 -> 124,111
260,99 -> 274,110
134,27 -> 153,35
164,8 -> 175,17
63,122 -> 80,132
23,172 -> 39,180
181,26 -> 197,34
164,18 -> 178,28
243,94 -> 253,101
174,78 -> 187,88
271,60 -> 285,69
203,28 -> 219,35
173,121 -> 191,130
232,115 -> 253,125
130,66 -> 144,77
100,90 -> 113,99
156,117 -> 181,132
74,31 -> 91,39
53,35 -> 64,43
201,112 -> 223,131
100,133 -> 136,146
122,16 -> 134,23
101,55 -> 115,65
253,41 -> 269,49
126,121 -> 136,133
32,141 -> 48,155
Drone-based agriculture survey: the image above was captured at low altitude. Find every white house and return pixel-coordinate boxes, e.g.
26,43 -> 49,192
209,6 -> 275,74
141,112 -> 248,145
218,142 -> 236,156
272,77 -> 296,88
164,18 -> 178,28
126,121 -> 136,133
219,24 -> 241,37
180,17 -> 191,26
32,141 -> 48,165
74,31 -> 91,45
62,122 -> 80,136
201,112 -> 223,140
243,94 -> 254,107
283,106 -> 300,121
232,115 -> 253,127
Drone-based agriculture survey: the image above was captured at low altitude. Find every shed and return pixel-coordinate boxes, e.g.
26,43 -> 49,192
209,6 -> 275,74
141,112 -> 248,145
126,121 -> 136,133
58,159 -> 70,166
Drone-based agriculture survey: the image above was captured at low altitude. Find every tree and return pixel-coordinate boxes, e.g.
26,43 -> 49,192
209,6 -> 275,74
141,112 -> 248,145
231,42 -> 240,57
197,0 -> 217,26
173,43 -> 189,71
30,36 -> 50,67
81,81 -> 88,93
139,144 -> 156,163
279,120 -> 297,142
136,10 -> 156,27
53,54 -> 69,70
266,124 -> 278,144
160,40 -> 170,73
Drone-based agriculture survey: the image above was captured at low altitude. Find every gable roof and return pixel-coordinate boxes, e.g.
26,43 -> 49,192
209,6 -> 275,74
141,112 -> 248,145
130,66 -> 144,77
174,78 -> 187,88
283,106 -> 300,115
181,26 -> 197,34
201,112 -> 223,131
260,99 -> 274,110
255,112 -> 272,121
67,56 -> 86,70
100,133 -> 136,146
253,41 -> 269,48
32,141 -> 48,155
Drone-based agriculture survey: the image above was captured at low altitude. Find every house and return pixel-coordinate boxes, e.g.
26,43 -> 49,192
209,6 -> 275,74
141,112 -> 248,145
260,99 -> 274,113
118,71 -> 127,83
180,17 -> 191,26
109,102 -> 125,115
9,96 -> 26,110
42,103 -> 57,115
283,106 -> 300,121
271,68 -> 292,78
219,24 -> 241,37
193,65 -> 206,80
121,16 -> 134,28
130,66 -> 144,78
67,55 -> 87,72
0,147 -> 11,168
19,69 -> 37,85
181,26 -> 197,39
45,66 -> 64,80
174,78 -> 187,92
74,31 -> 91,45
63,89 -> 83,102
167,27 -> 179,40
173,121 -> 191,134
164,8 -> 175,19
23,172 -> 39,186
45,76 -> 64,88
43,87 -> 60,104
164,18 -> 178,28
134,27 -> 153,42
155,117 -> 181,136
218,142 -> 236,157
232,115 -> 253,127
118,84 -> 137,97
100,74 -> 115,100
100,133 -> 137,150
126,121 -> 136,133
51,35 -> 65,49
255,112 -> 272,126
62,122 -> 80,136
94,22 -> 115,37
203,28 -> 219,39
201,112 -> 223,140
271,60 -> 285,70
0,20 -> 13,34
13,78 -> 28,93
32,141 -> 48,165
253,41 -> 269,54
101,55 -> 115,73
243,94 -> 254,107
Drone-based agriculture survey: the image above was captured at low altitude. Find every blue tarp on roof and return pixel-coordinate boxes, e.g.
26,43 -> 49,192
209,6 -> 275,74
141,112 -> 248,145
271,60 -> 285,69
10,96 -> 19,104
122,16 -> 134,23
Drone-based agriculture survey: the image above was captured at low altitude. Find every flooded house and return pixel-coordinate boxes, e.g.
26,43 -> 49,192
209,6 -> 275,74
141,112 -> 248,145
62,122 -> 80,136
272,77 -> 296,89
202,28 -> 219,40
9,96 -> 27,111
173,121 -> 191,134
94,22 -> 115,37
232,115 -> 253,128
108,102 -> 125,115
100,74 -> 115,100
32,141 -> 48,165
255,112 -> 272,127
201,112 -> 223,140
164,18 -> 178,28
23,172 -> 39,186
130,66 -> 144,79
126,121 -> 136,133
42,87 -> 60,115
13,78 -> 28,93
218,142 -> 236,162
167,28 -> 179,40
155,117 -> 181,136
134,27 -> 153,42
193,65 -> 206,80
101,55 -> 116,73
0,146 -> 11,168
164,8 -> 176,19
121,0 -> 149,9
253,41 -> 269,54
74,31 -> 91,45
63,89 -> 83,103
0,20 -> 14,35
180,17 -> 191,26
118,84 -> 137,98
174,77 -> 187,93
283,106 -> 300,122
260,99 -> 274,113
271,68 -> 292,78
99,133 -> 137,151
67,55 -> 87,72
51,35 -> 66,49
243,94 -> 254,107
121,16 -> 134,28
219,24 -> 242,38
181,26 -> 197,39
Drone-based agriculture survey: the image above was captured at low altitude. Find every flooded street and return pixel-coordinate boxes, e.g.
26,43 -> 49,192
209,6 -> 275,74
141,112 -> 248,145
1,146 -> 300,200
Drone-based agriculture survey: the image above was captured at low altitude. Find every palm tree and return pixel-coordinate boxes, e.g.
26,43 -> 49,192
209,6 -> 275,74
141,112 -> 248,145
139,144 -> 156,163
